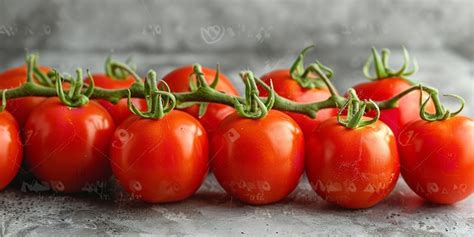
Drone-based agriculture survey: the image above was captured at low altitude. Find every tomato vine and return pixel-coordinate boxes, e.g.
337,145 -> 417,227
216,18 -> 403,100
0,49 -> 465,123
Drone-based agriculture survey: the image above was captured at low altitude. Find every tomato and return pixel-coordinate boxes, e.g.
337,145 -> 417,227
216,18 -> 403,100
24,98 -> 115,193
352,78 -> 435,137
0,111 -> 22,190
85,74 -> 147,125
398,116 -> 474,204
306,117 -> 400,209
259,69 -> 337,136
0,65 -> 50,127
161,65 -> 239,136
110,110 -> 209,203
211,110 -> 305,205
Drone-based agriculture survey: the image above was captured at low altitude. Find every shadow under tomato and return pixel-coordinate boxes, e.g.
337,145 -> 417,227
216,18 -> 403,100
8,174 -> 117,201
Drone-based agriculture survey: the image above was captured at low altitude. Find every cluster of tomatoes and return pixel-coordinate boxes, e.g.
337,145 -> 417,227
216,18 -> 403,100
0,47 -> 472,209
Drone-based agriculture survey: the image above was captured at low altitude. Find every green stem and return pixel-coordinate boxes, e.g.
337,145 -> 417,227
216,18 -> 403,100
289,45 -> 331,89
306,62 -> 339,97
0,71 -> 462,121
0,83 -> 409,118
105,56 -> 140,81
376,85 -> 421,109
26,54 -> 35,83
108,60 -> 142,83
0,90 -> 6,112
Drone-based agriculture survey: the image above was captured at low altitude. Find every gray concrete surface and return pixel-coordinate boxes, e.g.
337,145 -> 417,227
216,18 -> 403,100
1,176 -> 473,236
0,0 -> 473,236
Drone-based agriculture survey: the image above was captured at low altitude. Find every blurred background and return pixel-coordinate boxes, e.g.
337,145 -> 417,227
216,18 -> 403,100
0,0 -> 472,114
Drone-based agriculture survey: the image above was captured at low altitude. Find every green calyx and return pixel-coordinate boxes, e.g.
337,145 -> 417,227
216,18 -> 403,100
290,45 -> 334,89
105,56 -> 141,82
25,53 -> 55,88
182,64 -> 221,118
128,70 -> 176,120
302,61 -> 340,97
56,69 -> 94,107
363,46 -> 418,81
233,71 -> 275,119
25,54 -> 36,84
337,89 -> 380,129
101,58 -> 145,104
418,85 -> 465,122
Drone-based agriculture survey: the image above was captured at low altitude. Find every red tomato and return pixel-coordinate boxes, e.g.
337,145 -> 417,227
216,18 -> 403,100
85,74 -> 147,125
211,110 -> 305,205
352,78 -> 434,137
398,116 -> 474,204
0,111 -> 22,190
259,69 -> 337,136
161,65 -> 239,136
0,65 -> 50,127
306,117 -> 400,209
110,110 -> 209,203
24,98 -> 115,193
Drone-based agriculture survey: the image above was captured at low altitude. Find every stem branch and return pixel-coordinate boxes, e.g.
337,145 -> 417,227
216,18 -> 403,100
0,79 -> 445,119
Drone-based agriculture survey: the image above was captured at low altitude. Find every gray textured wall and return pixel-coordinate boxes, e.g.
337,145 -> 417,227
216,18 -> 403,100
0,0 -> 473,114
1,0 -> 473,54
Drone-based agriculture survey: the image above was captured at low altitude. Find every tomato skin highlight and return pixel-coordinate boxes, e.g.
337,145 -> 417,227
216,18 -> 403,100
211,110 -> 305,205
352,77 -> 434,137
398,116 -> 474,204
110,110 -> 209,203
24,98 -> 115,193
0,111 -> 22,190
161,65 -> 239,137
0,65 -> 50,127
85,74 -> 147,125
306,117 -> 400,209
259,69 -> 337,136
